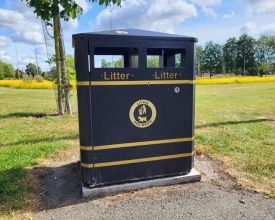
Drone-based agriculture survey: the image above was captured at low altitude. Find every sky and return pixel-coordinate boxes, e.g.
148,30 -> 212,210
0,0 -> 275,71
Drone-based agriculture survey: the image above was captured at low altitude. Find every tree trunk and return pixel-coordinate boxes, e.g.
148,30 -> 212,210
53,15 -> 64,115
57,16 -> 72,115
197,57 -> 201,76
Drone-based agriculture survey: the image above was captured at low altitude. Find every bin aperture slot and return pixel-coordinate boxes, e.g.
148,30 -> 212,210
94,55 -> 124,68
93,47 -> 139,68
147,55 -> 161,68
147,48 -> 186,68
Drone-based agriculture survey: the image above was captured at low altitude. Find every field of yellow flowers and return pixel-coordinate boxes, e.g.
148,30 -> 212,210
196,76 -> 275,85
0,79 -> 54,89
0,76 -> 275,89
0,80 -> 76,89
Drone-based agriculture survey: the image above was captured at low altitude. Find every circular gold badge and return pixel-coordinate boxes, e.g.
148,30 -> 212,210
129,99 -> 157,128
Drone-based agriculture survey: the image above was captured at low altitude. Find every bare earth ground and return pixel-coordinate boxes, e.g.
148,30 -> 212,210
32,147 -> 275,220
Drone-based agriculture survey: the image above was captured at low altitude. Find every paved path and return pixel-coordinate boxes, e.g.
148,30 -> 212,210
34,155 -> 275,220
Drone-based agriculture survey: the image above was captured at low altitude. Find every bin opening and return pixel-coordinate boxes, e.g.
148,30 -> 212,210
147,48 -> 186,68
94,55 -> 124,68
94,47 -> 139,68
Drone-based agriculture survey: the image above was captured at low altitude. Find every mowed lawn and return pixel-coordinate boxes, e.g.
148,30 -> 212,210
0,83 -> 275,214
195,83 -> 275,196
0,88 -> 79,214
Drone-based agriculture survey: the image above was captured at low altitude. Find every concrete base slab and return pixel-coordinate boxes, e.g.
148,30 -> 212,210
82,168 -> 201,198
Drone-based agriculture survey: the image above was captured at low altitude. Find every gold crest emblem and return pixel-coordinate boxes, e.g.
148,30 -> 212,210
129,99 -> 157,128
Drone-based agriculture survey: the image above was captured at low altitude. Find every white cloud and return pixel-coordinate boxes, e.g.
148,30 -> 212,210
191,0 -> 221,7
247,0 -> 275,15
63,19 -> 79,31
223,11 -> 235,19
202,7 -> 217,18
13,0 -> 36,18
261,24 -> 275,35
20,57 -> 36,66
61,19 -> 79,56
241,21 -> 256,34
191,0 -> 220,18
240,21 -> 275,36
0,35 -> 12,47
0,9 -> 25,31
75,0 -> 90,14
93,0 -> 197,33
0,8 -> 44,44
12,31 -> 44,44
0,50 -> 12,63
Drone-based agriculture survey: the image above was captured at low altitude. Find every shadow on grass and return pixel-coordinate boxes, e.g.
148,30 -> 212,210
0,112 -> 61,119
196,118 -> 274,129
0,167 -> 28,214
0,162 -> 84,214
0,134 -> 79,147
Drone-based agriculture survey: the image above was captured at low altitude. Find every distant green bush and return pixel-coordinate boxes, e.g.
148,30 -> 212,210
0,60 -> 15,79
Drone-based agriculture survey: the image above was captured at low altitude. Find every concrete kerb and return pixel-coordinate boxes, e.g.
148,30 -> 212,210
82,168 -> 201,198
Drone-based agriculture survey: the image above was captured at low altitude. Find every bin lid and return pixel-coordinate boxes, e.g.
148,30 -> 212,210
73,28 -> 197,42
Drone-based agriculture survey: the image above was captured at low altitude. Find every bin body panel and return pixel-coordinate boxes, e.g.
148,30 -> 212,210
90,85 -> 193,145
73,29 -> 196,187
94,157 -> 193,186
83,84 -> 194,185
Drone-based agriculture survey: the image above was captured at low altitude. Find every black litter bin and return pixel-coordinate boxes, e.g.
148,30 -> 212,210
73,29 -> 197,187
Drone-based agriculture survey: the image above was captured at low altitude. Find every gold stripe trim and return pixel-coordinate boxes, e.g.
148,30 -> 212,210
80,137 -> 194,151
77,80 -> 194,86
81,152 -> 194,168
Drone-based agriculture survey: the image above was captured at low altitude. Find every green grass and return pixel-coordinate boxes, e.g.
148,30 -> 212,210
0,87 -> 78,214
195,83 -> 275,195
0,83 -> 274,214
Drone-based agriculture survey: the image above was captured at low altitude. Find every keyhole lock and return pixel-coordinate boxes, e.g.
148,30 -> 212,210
174,87 -> 180,93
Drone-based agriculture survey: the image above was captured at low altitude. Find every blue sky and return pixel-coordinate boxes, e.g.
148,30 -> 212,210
0,0 -> 274,71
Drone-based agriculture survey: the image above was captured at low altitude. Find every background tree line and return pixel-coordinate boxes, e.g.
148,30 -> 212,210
0,55 -> 76,80
197,34 -> 275,77
0,59 -> 45,80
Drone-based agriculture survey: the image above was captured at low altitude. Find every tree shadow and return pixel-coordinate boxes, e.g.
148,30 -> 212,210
196,118 -> 274,129
0,134 -> 79,148
0,162 -> 86,214
34,162 -> 85,210
0,112 -> 61,119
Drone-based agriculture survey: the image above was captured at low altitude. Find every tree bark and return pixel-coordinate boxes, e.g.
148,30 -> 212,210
53,15 -> 64,115
57,16 -> 72,115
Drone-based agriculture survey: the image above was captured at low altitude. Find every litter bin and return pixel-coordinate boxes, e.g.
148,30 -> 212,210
73,29 -> 197,188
